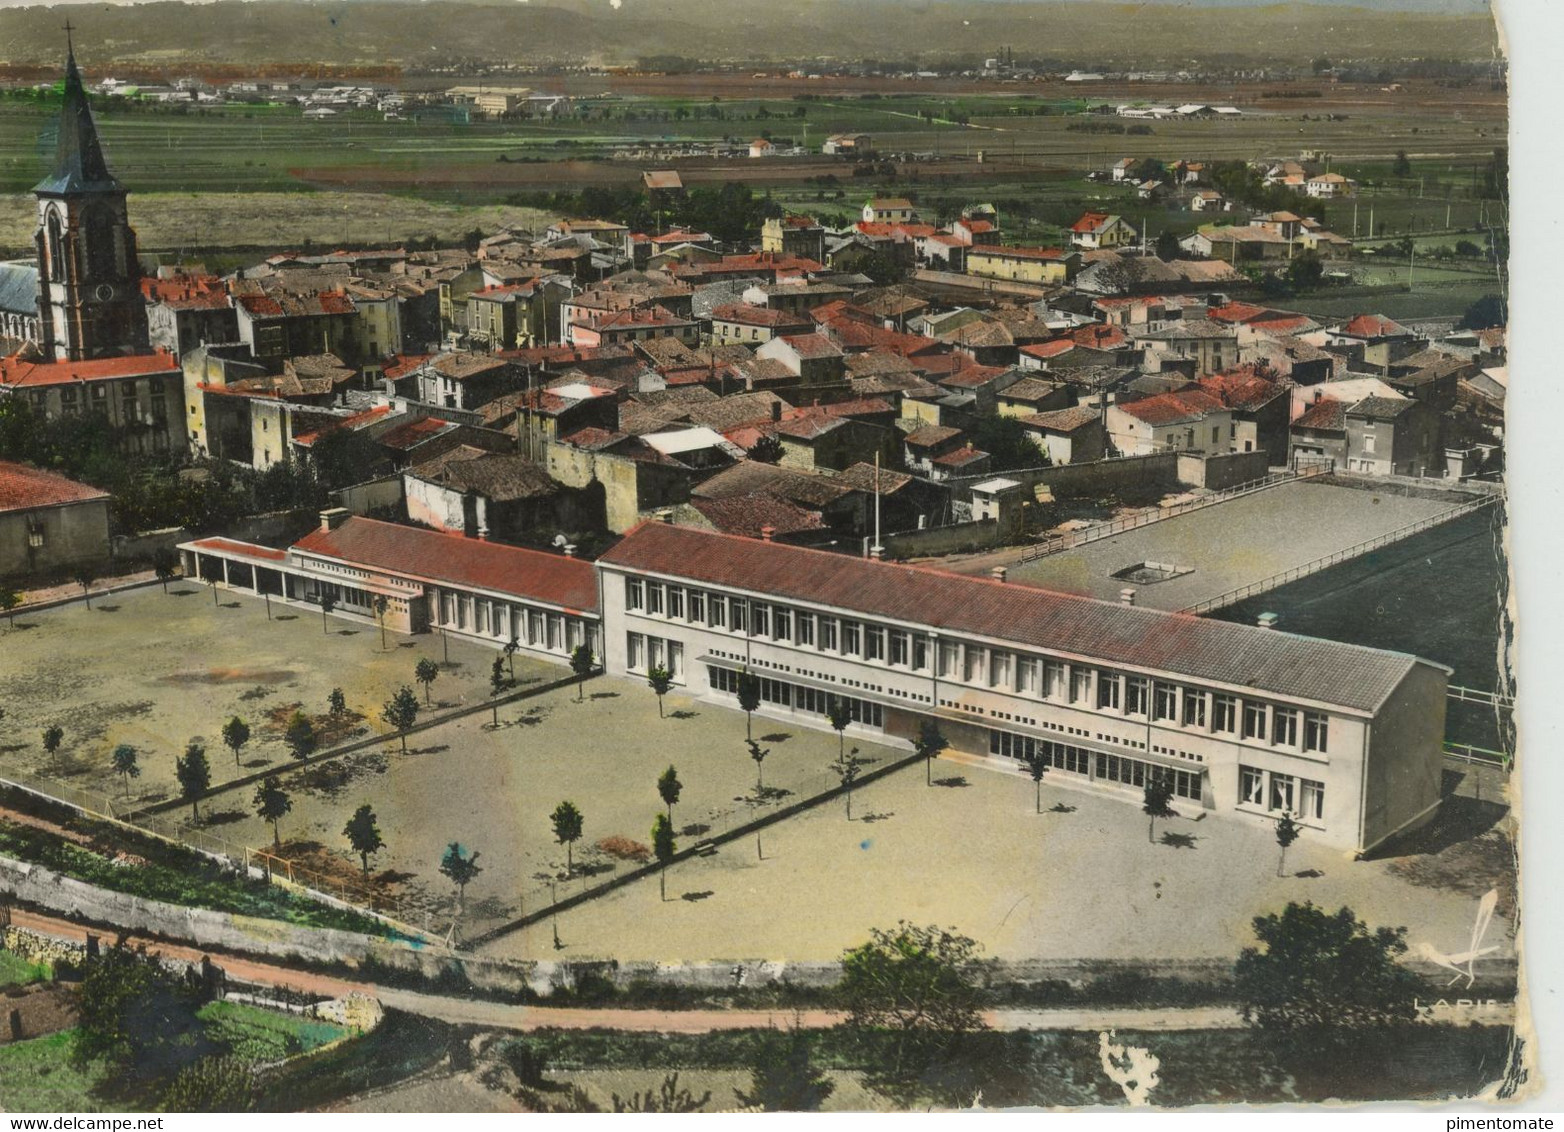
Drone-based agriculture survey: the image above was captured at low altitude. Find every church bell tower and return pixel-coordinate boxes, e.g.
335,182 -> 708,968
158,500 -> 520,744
33,29 -> 150,362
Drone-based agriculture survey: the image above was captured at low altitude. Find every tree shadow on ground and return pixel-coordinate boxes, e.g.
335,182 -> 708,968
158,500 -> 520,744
203,808 -> 247,827
1365,793 -> 1509,859
0,743 -> 27,755
573,860 -> 615,879
680,890 -> 714,903
669,709 -> 699,720
1160,832 -> 1198,849
377,869 -> 416,886
96,604 -> 120,613
274,614 -> 298,621
1049,802 -> 1077,813
859,811 -> 895,824
7,622 -> 39,630
759,732 -> 792,743
335,629 -> 359,636
589,691 -> 619,700
409,743 -> 450,757
680,823 -> 711,838
1295,868 -> 1325,878
243,757 -> 272,769
221,601 -> 243,609
397,641 -> 416,649
933,775 -> 969,788
239,686 -> 274,702
168,589 -> 198,597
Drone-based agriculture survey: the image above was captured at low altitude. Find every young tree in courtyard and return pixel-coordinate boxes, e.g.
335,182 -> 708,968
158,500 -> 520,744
826,697 -> 852,762
0,585 -> 21,630
657,765 -> 683,824
1024,751 -> 1048,813
75,566 -> 96,610
381,686 -> 420,753
1275,812 -> 1301,877
284,712 -> 317,761
440,842 -> 482,918
551,800 -> 584,875
914,720 -> 948,787
737,671 -> 763,740
489,657 -> 507,726
569,644 -> 594,702
41,724 -> 64,768
1234,901 -> 1421,1059
651,812 -> 676,901
414,657 -> 440,705
344,803 -> 384,878
746,738 -> 770,792
834,746 -> 863,820
1143,773 -> 1176,843
112,743 -> 140,798
646,665 -> 673,718
504,637 -> 520,680
253,776 -> 292,848
328,686 -> 347,717
734,1023 -> 836,1112
152,547 -> 179,594
176,741 -> 211,823
221,716 -> 250,769
373,595 -> 390,650
838,921 -> 988,1081
318,591 -> 337,634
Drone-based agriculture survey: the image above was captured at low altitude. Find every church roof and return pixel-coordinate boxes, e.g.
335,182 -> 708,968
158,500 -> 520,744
35,48 -> 122,196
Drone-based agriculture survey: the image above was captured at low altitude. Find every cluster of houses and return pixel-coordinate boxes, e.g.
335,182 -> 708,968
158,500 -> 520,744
0,49 -> 1485,853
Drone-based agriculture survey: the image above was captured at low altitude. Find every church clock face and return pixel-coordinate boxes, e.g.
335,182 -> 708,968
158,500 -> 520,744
94,283 -> 116,301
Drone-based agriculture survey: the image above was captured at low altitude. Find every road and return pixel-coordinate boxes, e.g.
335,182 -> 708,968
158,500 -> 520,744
12,907 -> 1512,1034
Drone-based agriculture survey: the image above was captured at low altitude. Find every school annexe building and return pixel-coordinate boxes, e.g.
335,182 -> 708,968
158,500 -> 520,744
183,513 -> 1446,854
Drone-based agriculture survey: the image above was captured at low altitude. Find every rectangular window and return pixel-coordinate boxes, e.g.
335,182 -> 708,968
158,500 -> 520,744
821,618 -> 839,653
1017,657 -> 1039,695
964,646 -> 986,684
842,621 -> 861,657
709,594 -> 726,629
752,604 -> 769,638
889,631 -> 909,667
1212,694 -> 1238,734
1070,668 -> 1093,705
1153,682 -> 1178,722
688,591 -> 705,624
627,632 -> 645,671
1242,702 -> 1268,740
1303,712 -> 1329,754
646,583 -> 664,615
625,578 -> 643,610
865,627 -> 885,662
476,602 -> 489,635
912,636 -> 929,672
937,640 -> 958,678
1269,772 -> 1296,814
1240,765 -> 1265,806
649,636 -> 665,670
667,587 -> 684,620
1097,673 -> 1121,711
1272,709 -> 1299,747
796,612 -> 814,647
529,610 -> 544,646
1044,662 -> 1066,700
1125,677 -> 1149,717
731,600 -> 748,634
1300,778 -> 1325,820
773,607 -> 791,641
547,615 -> 562,651
990,650 -> 1012,689
1181,689 -> 1207,729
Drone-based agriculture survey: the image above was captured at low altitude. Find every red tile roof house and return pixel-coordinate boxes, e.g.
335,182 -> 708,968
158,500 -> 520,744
1020,405 -> 1108,465
0,350 -> 185,457
1288,397 -> 1350,469
180,511 -> 601,663
1106,386 -> 1232,456
0,460 -> 112,582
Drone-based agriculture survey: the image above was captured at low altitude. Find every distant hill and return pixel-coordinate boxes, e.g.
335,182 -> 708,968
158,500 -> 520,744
0,0 -> 1502,69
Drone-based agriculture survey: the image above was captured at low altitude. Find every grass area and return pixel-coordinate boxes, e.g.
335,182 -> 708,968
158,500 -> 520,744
506,1023 -> 1514,1108
256,1009 -> 453,1112
0,1031 -> 114,1112
197,1001 -> 346,1061
0,948 -> 52,987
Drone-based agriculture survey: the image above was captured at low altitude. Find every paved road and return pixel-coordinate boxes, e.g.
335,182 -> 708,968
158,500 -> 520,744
13,907 -> 1512,1034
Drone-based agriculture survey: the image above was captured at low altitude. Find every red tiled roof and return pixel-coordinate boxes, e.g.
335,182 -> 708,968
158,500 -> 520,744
185,536 -> 289,562
776,333 -> 843,360
1020,340 -> 1076,360
970,244 -> 1069,261
1023,406 -> 1102,433
939,364 -> 1008,390
690,493 -> 826,538
378,417 -> 456,450
1293,397 -> 1347,431
1342,314 -> 1414,340
0,460 -> 110,513
710,304 -> 812,329
931,446 -> 990,468
293,516 -> 598,612
1070,211 -> 1114,233
0,350 -> 180,389
1197,367 -> 1285,412
1206,301 -> 1272,325
1117,387 -> 1226,426
236,291 -> 356,318
1071,324 -> 1129,349
383,354 -> 433,380
596,522 -> 1422,712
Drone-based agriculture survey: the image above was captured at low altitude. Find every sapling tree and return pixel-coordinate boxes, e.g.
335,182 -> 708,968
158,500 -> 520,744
415,657 -> 440,705
551,800 -> 584,875
41,724 -> 64,768
319,591 -> 337,633
489,657 -> 507,726
221,716 -> 250,769
284,712 -> 316,761
652,813 -> 676,901
440,842 -> 482,917
746,738 -> 770,792
0,585 -> 22,629
834,746 -> 863,820
253,777 -> 291,848
1143,773 -> 1176,843
176,741 -> 211,823
381,686 -> 420,753
737,671 -> 763,740
152,547 -> 179,594
373,595 -> 390,651
112,743 -> 140,798
328,687 -> 347,717
344,803 -> 384,878
75,567 -> 96,610
647,665 -> 673,718
1025,751 -> 1048,814
569,645 -> 594,702
826,697 -> 852,762
914,719 -> 948,787
504,637 -> 520,680
657,765 -> 683,823
1275,812 -> 1301,877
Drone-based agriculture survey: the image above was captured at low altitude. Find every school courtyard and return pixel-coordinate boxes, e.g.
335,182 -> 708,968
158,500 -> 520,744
0,581 -> 1515,962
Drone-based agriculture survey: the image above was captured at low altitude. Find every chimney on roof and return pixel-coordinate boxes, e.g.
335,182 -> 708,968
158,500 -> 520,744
1119,587 -> 1136,606
1257,611 -> 1280,630
655,508 -> 675,524
476,525 -> 490,542
760,525 -> 776,542
319,507 -> 351,533
563,543 -> 577,557
990,566 -> 1008,584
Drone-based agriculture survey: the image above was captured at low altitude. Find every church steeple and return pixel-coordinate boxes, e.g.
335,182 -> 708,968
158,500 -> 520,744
35,28 -> 121,195
32,30 -> 149,362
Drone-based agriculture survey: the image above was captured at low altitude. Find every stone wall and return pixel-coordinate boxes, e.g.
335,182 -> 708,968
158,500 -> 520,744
1176,450 -> 1271,491
880,519 -> 1000,559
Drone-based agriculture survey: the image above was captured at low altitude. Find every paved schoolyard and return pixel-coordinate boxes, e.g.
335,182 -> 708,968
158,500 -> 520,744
0,583 -> 560,809
1000,480 -> 1458,611
474,747 -> 1514,965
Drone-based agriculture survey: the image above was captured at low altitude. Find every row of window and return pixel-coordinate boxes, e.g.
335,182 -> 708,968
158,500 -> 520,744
988,729 -> 1202,801
707,667 -> 885,728
1240,765 -> 1326,821
623,576 -> 1331,754
432,588 -> 595,657
626,633 -> 686,681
